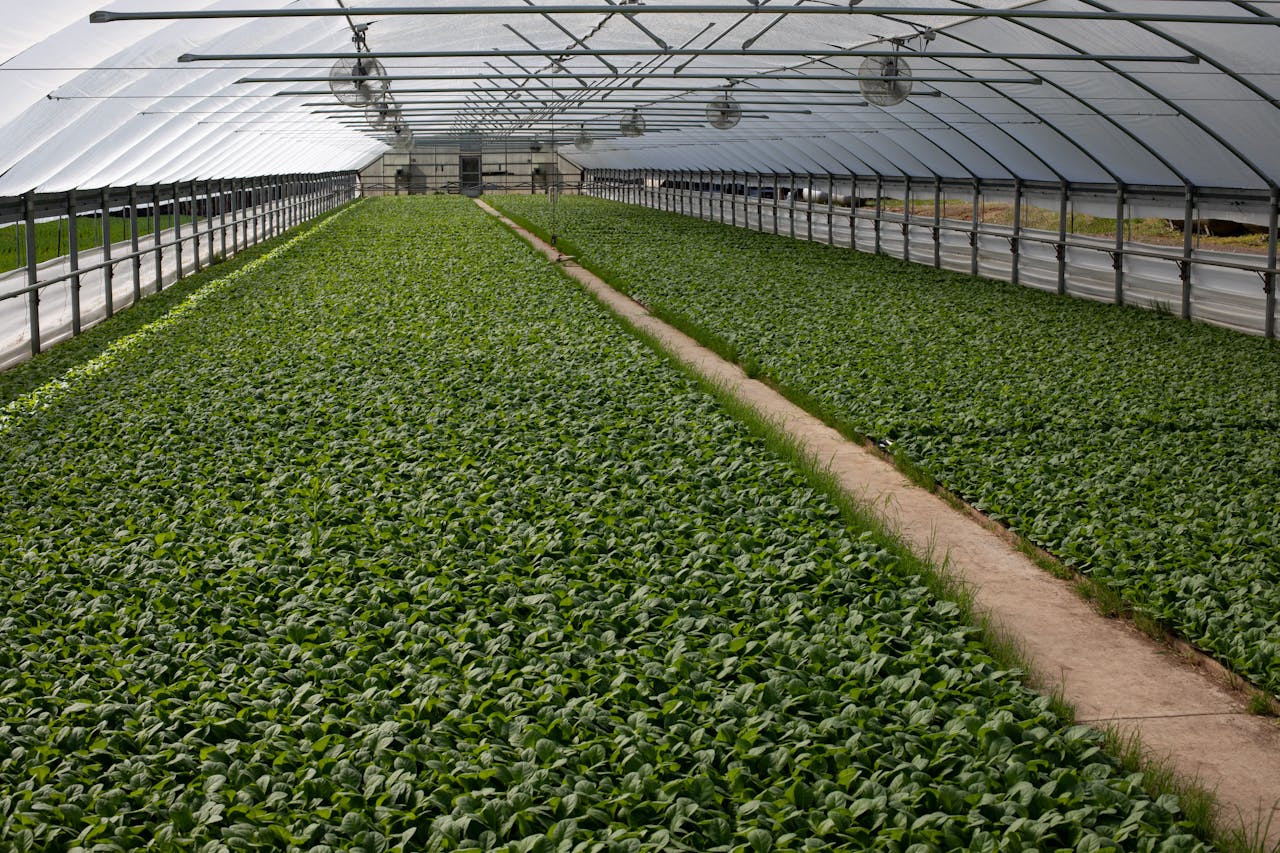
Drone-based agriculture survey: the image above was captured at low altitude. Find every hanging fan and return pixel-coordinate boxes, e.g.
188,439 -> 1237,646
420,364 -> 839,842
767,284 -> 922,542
858,54 -> 912,107
706,94 -> 743,130
574,125 -> 593,151
329,55 -> 390,108
619,109 -> 646,138
365,99 -> 401,131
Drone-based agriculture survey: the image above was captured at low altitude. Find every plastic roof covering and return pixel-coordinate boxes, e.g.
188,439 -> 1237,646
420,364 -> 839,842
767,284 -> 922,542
1,0 -> 1278,196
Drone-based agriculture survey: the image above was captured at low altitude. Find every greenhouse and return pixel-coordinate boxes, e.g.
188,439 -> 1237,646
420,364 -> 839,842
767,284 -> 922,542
1,2 -> 1278,851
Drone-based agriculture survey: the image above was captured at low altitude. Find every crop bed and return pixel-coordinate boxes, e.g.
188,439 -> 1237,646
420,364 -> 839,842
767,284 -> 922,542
491,194 -> 1280,698
0,197 -> 1205,850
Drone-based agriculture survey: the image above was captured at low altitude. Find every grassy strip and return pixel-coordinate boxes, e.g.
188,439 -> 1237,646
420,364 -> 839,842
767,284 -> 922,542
0,215 -> 195,271
0,203 -> 356,405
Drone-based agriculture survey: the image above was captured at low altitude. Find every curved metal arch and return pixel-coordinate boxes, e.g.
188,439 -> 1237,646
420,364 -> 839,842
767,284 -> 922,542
797,57 -> 1019,181
961,0 -> 1256,188
744,5 -> 1111,183
1078,0 -> 1278,189
781,133 -> 887,181
883,4 -> 1162,186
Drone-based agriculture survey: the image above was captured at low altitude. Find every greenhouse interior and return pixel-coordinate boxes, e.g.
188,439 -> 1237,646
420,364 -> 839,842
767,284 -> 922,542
1,1 -> 1279,851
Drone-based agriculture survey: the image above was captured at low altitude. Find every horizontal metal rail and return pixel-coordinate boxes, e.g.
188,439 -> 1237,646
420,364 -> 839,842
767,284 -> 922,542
1,172 -> 358,362
586,168 -> 1280,337
93,5 -> 1280,25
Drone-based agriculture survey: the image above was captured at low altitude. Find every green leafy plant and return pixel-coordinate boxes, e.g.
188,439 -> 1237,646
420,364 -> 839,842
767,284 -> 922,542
0,197 -> 1210,850
491,193 -> 1280,700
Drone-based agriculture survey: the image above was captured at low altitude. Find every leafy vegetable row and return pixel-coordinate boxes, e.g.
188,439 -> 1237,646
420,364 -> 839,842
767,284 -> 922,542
491,193 -> 1280,697
0,196 -> 1205,851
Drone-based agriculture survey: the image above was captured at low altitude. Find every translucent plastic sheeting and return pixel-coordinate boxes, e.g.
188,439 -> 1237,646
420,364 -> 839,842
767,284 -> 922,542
1,0 -> 1278,194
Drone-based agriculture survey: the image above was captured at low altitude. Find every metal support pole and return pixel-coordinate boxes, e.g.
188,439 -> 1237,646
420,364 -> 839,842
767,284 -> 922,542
190,180 -> 201,272
970,180 -> 980,276
101,189 -> 114,319
1058,182 -> 1069,296
253,178 -> 261,245
1113,184 -> 1125,306
1011,178 -> 1022,287
719,171 -> 725,222
152,186 -> 163,292
788,172 -> 796,239
849,172 -> 857,251
172,183 -> 184,278
129,186 -> 141,303
698,170 -> 705,220
903,176 -> 911,264
1179,185 -> 1195,319
67,190 -> 81,335
206,181 -> 215,261
731,172 -> 738,228
771,173 -> 779,235
933,178 -> 942,269
1266,187 -> 1278,339
873,176 -> 882,254
827,173 -> 835,245
219,179 -> 228,257
23,194 -> 41,355
805,173 -> 814,242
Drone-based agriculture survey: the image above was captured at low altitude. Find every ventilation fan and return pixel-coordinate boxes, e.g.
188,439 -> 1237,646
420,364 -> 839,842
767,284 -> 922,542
365,99 -> 401,131
619,109 -> 646,138
329,55 -> 390,108
574,125 -> 593,151
706,94 -> 743,130
858,54 -> 912,107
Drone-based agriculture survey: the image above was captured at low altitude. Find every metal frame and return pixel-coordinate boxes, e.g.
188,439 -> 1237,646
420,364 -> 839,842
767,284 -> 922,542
1,172 -> 357,358
586,169 -> 1280,338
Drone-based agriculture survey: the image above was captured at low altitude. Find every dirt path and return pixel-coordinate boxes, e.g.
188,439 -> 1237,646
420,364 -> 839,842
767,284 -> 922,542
477,198 -> 1280,848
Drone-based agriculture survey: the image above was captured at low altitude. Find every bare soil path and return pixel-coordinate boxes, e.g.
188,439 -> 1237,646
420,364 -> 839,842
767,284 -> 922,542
477,198 -> 1280,848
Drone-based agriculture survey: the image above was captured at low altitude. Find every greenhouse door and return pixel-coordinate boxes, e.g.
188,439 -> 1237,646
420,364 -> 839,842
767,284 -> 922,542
460,155 -> 482,196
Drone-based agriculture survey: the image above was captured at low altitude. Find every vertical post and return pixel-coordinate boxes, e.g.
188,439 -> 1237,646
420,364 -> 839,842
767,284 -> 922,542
101,189 -> 114,319
903,176 -> 911,263
1113,183 -> 1125,306
873,176 -> 882,255
1011,178 -> 1022,287
23,194 -> 41,355
67,190 -> 81,335
1058,182 -> 1069,296
719,170 -> 725,222
172,183 -> 184,278
805,173 -> 814,242
253,178 -> 261,246
698,170 -> 705,220
849,172 -> 857,251
190,181 -> 201,273
1266,186 -> 1278,339
219,179 -> 228,257
731,172 -> 738,228
788,172 -> 796,239
827,173 -> 835,245
932,178 -> 942,269
152,185 -> 163,292
129,186 -> 141,303
970,180 -> 980,276
206,181 -> 215,261
768,171 -> 778,234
